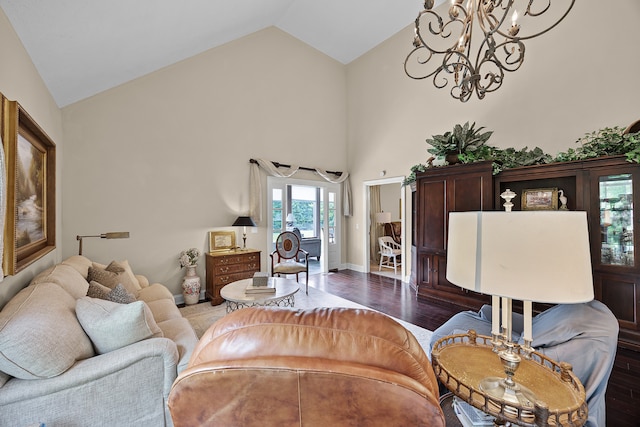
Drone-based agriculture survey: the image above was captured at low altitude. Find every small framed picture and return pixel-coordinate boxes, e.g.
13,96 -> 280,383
209,231 -> 236,252
522,188 -> 559,210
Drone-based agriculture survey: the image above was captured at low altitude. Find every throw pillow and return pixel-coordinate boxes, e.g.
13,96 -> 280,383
87,260 -> 141,296
0,283 -> 94,379
75,297 -> 163,354
106,284 -> 136,304
87,280 -> 111,299
87,281 -> 136,304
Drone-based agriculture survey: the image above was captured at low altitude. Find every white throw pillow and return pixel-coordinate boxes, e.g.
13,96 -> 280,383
75,297 -> 163,354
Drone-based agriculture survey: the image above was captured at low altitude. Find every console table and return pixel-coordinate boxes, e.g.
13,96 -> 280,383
205,249 -> 260,305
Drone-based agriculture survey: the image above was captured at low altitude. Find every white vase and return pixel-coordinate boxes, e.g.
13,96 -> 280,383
182,265 -> 201,305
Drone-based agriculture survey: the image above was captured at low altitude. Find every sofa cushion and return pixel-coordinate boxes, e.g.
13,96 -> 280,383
137,282 -> 174,303
61,255 -> 93,278
0,283 -> 95,379
145,299 -> 183,323
156,317 -> 199,373
76,297 -> 163,354
87,260 -> 141,296
29,264 -> 90,299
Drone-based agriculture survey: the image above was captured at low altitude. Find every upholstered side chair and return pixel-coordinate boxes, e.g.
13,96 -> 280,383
270,231 -> 309,294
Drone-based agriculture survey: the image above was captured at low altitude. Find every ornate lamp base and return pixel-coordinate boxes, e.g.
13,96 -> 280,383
479,342 -> 536,420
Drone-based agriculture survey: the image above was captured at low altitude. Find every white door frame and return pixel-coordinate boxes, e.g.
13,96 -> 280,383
363,176 -> 406,281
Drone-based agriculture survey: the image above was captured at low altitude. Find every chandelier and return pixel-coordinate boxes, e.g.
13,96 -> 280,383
404,0 -> 575,102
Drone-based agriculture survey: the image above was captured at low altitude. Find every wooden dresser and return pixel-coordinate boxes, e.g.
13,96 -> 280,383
205,249 -> 261,305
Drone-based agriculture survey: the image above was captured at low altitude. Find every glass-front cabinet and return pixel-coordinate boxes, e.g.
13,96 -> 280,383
598,173 -> 635,267
591,165 -> 640,349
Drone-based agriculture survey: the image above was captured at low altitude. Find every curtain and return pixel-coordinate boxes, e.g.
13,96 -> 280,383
370,185 -> 382,263
249,159 -> 352,226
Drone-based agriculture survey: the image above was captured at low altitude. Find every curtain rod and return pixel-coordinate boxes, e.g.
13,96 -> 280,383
249,158 -> 343,176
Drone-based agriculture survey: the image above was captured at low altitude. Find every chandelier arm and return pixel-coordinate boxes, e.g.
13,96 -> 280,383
415,8 -> 468,55
483,0 -> 575,41
405,47 -> 443,80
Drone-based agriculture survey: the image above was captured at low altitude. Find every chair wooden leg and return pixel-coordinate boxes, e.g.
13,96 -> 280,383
379,255 -> 383,271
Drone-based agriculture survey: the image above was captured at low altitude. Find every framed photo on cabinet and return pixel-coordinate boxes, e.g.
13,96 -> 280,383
1,94 -> 56,275
522,188 -> 558,211
209,231 -> 236,252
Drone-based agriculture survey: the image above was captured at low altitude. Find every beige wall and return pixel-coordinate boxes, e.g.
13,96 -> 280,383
0,8 -> 63,306
345,1 -> 640,272
61,27 -> 347,296
1,2 -> 640,305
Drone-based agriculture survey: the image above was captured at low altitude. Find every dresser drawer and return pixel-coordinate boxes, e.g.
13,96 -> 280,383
206,249 -> 261,305
213,262 -> 257,275
213,270 -> 256,286
213,252 -> 259,266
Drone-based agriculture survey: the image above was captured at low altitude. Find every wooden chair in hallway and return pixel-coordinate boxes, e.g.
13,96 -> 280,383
378,236 -> 402,275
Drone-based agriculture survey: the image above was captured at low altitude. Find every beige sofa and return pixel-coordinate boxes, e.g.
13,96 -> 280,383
0,255 -> 198,427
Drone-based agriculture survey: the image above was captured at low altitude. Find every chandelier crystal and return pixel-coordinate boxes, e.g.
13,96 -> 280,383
404,0 -> 575,102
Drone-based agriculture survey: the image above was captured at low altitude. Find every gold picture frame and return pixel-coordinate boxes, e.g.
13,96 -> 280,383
1,94 -> 56,275
209,231 -> 236,252
522,188 -> 558,211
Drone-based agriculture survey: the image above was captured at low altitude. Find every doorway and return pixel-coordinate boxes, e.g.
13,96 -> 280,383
363,177 -> 406,281
267,177 -> 342,275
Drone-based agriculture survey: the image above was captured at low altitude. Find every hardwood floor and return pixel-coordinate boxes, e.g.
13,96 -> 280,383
308,269 -> 464,333
311,269 -> 639,427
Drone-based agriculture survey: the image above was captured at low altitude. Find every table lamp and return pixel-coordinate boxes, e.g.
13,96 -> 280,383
76,232 -> 130,255
232,216 -> 256,250
446,209 -> 593,410
375,212 -> 391,224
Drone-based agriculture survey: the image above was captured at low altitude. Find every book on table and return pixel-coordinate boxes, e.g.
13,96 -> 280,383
245,278 -> 276,294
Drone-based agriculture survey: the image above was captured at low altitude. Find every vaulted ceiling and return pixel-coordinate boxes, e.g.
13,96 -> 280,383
0,0 -> 435,107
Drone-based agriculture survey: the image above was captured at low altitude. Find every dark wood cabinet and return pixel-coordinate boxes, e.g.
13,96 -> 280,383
205,249 -> 260,305
414,156 -> 640,350
414,161 -> 493,310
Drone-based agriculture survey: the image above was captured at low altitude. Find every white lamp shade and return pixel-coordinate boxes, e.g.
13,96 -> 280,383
375,212 -> 392,224
446,211 -> 594,304
286,213 -> 294,222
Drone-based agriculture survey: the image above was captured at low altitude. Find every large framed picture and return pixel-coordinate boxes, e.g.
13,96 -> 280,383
209,231 -> 236,252
1,95 -> 56,275
522,188 -> 558,211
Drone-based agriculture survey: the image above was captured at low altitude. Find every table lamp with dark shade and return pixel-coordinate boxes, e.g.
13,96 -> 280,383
232,216 -> 256,250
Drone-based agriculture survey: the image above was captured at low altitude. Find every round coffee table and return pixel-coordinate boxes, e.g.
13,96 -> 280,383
220,277 -> 300,313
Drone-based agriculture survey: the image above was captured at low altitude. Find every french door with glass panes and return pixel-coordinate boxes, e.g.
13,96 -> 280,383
267,177 -> 341,273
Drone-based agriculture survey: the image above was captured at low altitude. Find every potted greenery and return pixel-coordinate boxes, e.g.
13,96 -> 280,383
426,121 -> 493,164
402,123 -> 640,187
554,126 -> 640,164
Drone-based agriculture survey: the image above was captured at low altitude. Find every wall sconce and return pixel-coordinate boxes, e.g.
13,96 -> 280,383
76,232 -> 130,255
